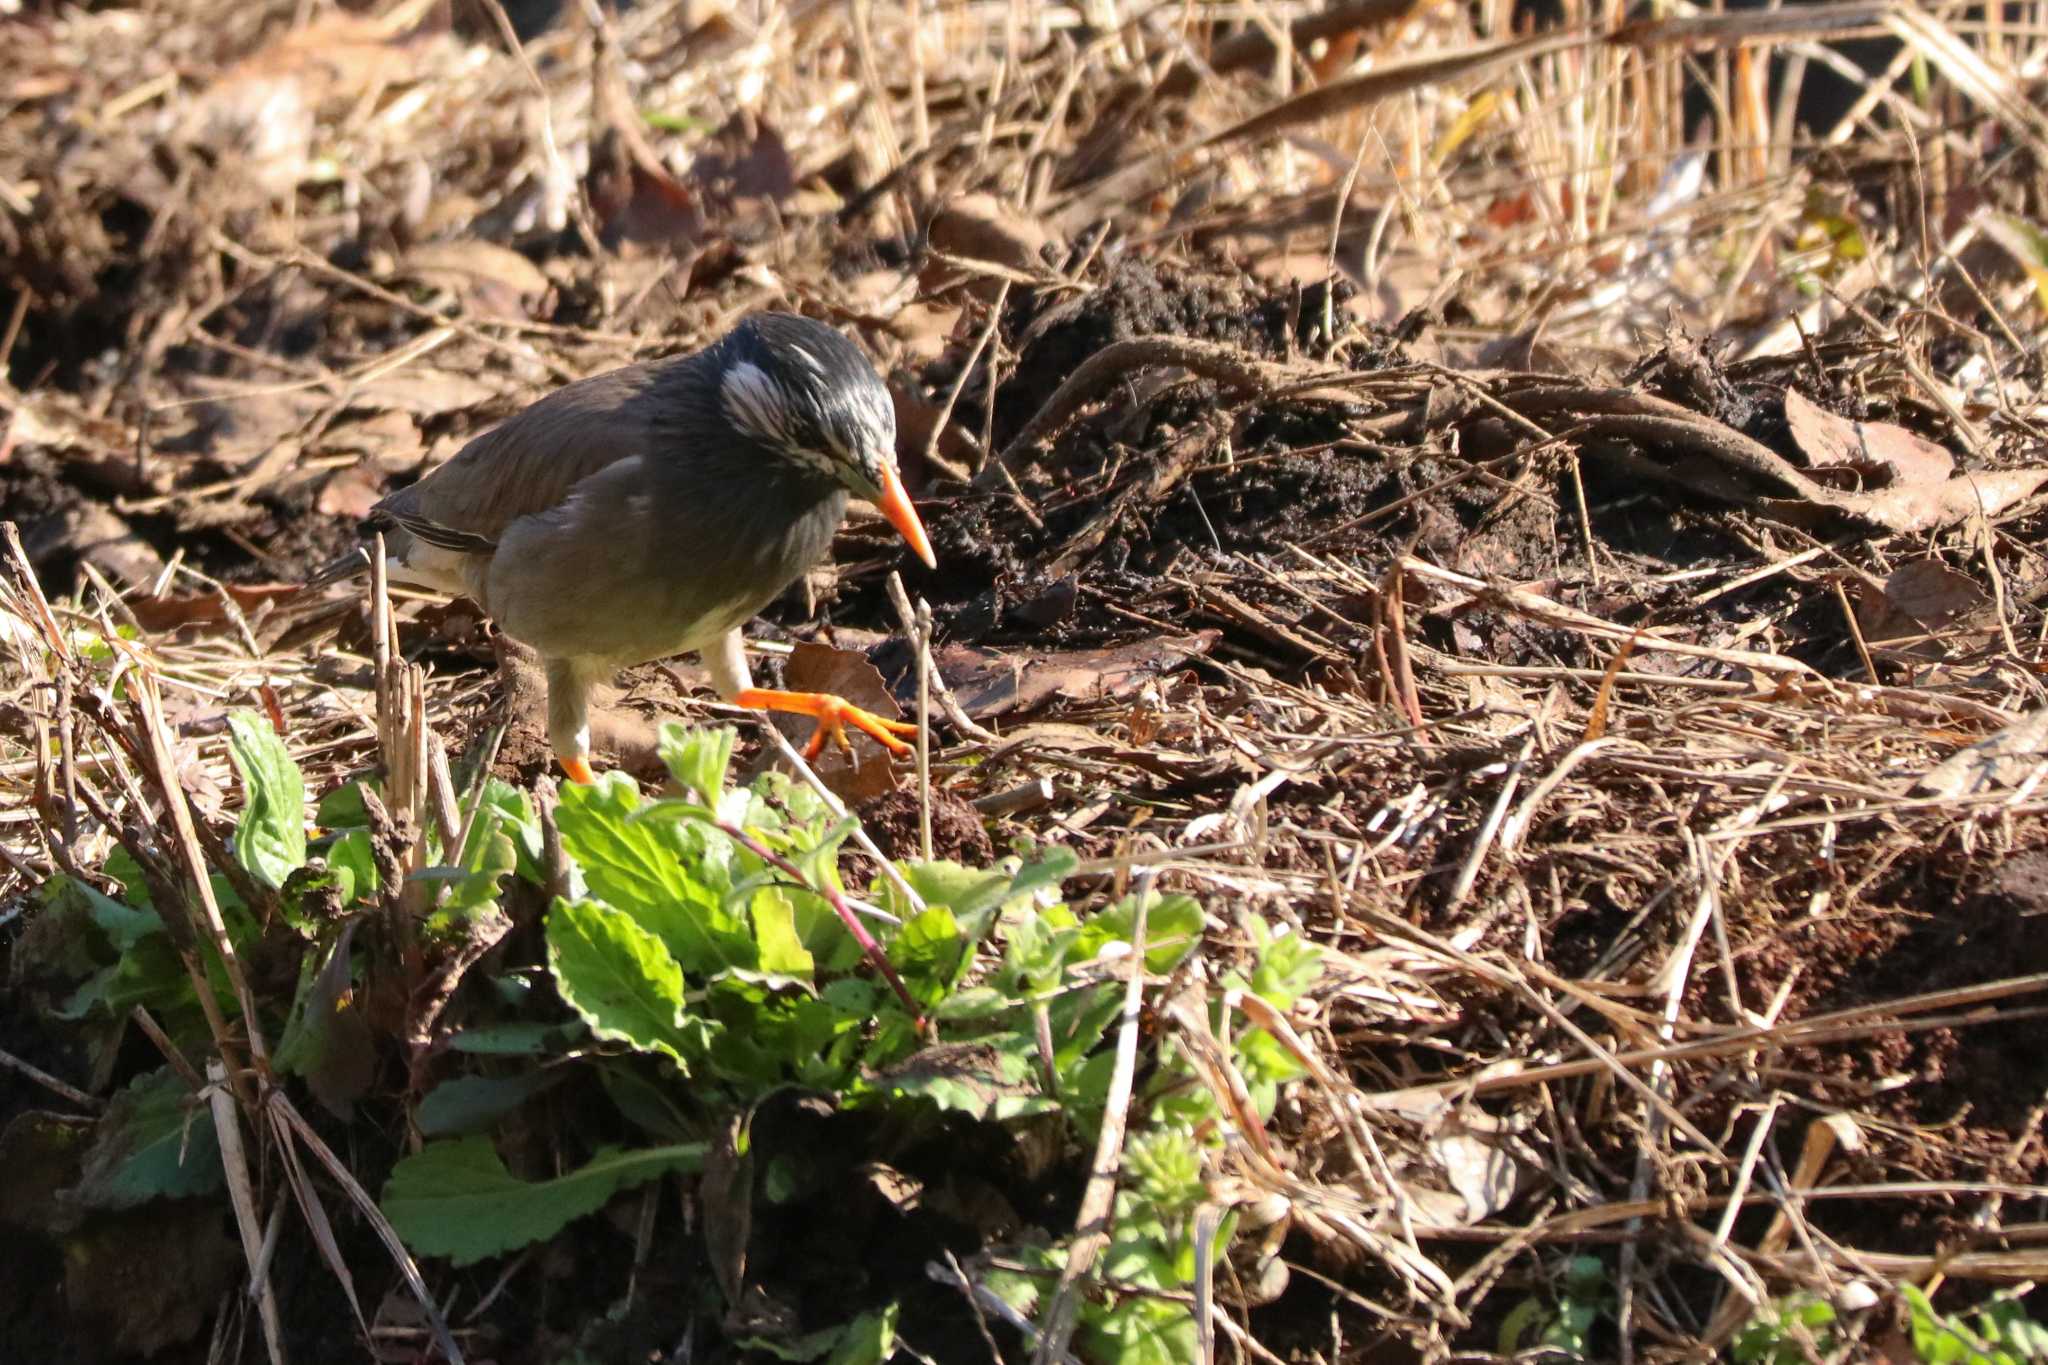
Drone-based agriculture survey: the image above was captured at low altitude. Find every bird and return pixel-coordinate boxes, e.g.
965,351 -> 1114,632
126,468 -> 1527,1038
320,312 -> 937,785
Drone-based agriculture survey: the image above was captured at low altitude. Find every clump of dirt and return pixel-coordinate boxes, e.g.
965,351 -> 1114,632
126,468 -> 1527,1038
857,788 -> 995,869
991,256 -> 1352,444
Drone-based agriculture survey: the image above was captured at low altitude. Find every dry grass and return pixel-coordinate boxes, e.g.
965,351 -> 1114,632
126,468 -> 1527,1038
8,0 -> 2048,1359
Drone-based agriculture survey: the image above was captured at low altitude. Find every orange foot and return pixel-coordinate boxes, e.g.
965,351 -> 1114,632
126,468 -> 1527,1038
734,688 -> 917,760
561,755 -> 597,785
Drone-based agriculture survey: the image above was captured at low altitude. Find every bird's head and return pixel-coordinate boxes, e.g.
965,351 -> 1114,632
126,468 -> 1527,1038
715,313 -> 936,569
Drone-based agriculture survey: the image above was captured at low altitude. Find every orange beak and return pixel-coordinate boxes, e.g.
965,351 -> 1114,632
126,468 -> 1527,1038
874,463 -> 937,569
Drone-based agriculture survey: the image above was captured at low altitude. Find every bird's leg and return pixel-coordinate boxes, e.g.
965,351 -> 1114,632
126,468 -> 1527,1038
706,629 -> 915,761
546,657 -> 600,784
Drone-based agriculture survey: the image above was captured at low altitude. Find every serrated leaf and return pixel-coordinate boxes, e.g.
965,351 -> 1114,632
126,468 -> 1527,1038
381,1136 -> 703,1266
227,711 -> 306,890
557,777 -> 756,974
68,1067 -> 223,1209
546,898 -> 713,1069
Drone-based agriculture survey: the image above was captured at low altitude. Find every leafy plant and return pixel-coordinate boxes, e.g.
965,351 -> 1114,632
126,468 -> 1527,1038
20,711 -> 1327,1363
1903,1285 -> 2048,1364
1733,1286 -> 2048,1364
374,721 -> 1321,1360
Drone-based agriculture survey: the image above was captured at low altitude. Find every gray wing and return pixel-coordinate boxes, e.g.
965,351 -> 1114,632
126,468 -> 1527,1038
371,355 -> 700,551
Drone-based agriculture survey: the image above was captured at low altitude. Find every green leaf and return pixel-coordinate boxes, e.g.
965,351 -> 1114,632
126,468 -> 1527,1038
984,1247 -> 1060,1317
643,109 -> 710,134
557,777 -> 756,975
68,1067 -> 223,1209
659,722 -> 736,803
875,1033 -> 1048,1119
381,1136 -> 702,1266
747,887 -> 815,980
999,902 -> 1083,991
1126,1128 -> 1205,1216
1238,916 -> 1324,1010
889,860 -> 1009,920
472,779 -> 544,883
597,1059 -> 696,1141
826,1304 -> 900,1365
71,875 -> 163,951
892,904 -> 967,1002
887,846 -> 1078,939
416,1073 -> 556,1137
315,777 -> 374,829
1079,1294 -> 1199,1365
546,898 -> 713,1069
445,1021 -> 577,1055
59,933 -> 192,1023
326,830 -> 379,905
227,711 -> 306,890
438,808 -> 518,915
1075,892 -> 1203,975
273,922 -> 374,1117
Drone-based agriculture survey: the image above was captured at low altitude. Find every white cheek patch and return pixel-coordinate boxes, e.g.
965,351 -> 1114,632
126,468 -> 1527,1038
785,444 -> 841,480
850,384 -> 896,454
721,361 -> 795,448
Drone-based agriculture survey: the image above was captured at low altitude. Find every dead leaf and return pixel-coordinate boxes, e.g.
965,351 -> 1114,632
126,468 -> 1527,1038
1203,33 -> 1586,149
24,500 -> 163,588
922,193 -> 1053,300
1913,709 -> 2048,798
1428,1129 -> 1526,1224
780,641 -> 904,804
890,384 -> 974,483
316,466 -> 384,521
183,13 -> 435,195
691,110 -> 797,206
701,1114 -> 753,1309
127,582 -> 302,634
1783,388 -> 1954,486
1839,467 -> 2048,533
398,241 -> 550,320
587,34 -> 704,250
353,369 -> 504,416
1881,560 -> 1990,630
319,411 -> 423,473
